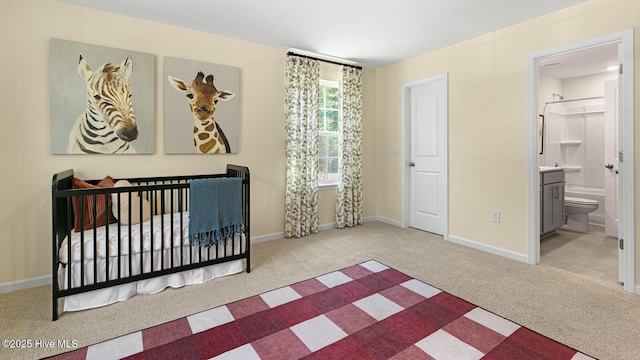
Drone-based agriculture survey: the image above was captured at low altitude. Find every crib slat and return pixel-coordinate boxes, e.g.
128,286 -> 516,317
104,192 -> 110,283
116,192 -> 122,281
128,191 -> 133,278
161,186 -> 166,270
93,193 -> 98,286
179,188 -> 184,267
139,191 -> 145,274
170,189 -> 174,268
149,188 -> 154,273
80,195 -> 85,288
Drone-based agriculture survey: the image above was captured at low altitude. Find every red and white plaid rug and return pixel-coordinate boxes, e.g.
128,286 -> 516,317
50,260 -> 594,359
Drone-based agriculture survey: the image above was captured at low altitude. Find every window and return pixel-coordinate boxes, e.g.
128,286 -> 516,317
318,80 -> 339,186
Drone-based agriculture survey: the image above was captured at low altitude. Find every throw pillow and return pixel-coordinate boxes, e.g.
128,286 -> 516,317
72,176 -> 117,232
111,180 -> 152,225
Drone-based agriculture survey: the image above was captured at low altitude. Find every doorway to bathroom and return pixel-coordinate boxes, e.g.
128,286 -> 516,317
526,29 -> 636,294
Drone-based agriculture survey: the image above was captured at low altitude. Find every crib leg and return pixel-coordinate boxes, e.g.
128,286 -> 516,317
52,265 -> 59,320
52,295 -> 58,321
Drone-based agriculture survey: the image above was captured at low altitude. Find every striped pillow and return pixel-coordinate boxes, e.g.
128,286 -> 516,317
72,176 -> 118,232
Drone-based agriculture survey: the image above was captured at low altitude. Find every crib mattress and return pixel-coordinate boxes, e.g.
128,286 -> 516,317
57,211 -> 246,311
60,212 -> 196,263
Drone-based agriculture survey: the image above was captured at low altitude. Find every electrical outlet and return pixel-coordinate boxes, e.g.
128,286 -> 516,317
491,210 -> 500,223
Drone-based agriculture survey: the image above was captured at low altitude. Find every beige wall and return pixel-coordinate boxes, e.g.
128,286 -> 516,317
0,0 -> 377,284
376,0 -> 640,279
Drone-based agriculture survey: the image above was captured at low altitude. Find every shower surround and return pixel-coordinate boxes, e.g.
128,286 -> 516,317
545,103 -> 605,225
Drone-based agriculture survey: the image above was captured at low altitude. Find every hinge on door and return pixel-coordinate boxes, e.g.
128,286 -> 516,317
619,63 -> 624,75
619,151 -> 624,162
619,239 -> 624,250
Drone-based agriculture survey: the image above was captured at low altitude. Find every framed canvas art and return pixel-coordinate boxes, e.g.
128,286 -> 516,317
164,57 -> 240,154
50,38 -> 155,154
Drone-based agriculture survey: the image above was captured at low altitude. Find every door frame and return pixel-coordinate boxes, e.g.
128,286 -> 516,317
525,28 -> 636,294
401,73 -> 449,239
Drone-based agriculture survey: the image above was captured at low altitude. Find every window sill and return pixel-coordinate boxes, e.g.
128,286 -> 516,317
319,183 -> 338,190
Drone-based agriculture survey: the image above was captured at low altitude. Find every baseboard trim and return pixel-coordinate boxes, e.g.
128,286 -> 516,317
319,223 -> 336,231
374,216 -> 403,227
0,275 -> 50,294
589,214 -> 605,227
251,232 -> 284,244
251,216 -> 388,244
448,235 -> 528,263
250,224 -> 336,244
362,216 -> 378,223
635,284 -> 640,296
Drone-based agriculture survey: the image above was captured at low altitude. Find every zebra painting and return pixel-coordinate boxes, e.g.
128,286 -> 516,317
67,54 -> 138,154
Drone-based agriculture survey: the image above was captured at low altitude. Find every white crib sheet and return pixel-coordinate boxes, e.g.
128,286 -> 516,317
57,211 -> 246,312
59,212 -> 195,263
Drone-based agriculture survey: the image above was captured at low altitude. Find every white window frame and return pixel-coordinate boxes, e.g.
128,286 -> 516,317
318,79 -> 339,188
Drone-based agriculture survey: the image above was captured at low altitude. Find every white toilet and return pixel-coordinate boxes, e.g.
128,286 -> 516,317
563,197 -> 599,232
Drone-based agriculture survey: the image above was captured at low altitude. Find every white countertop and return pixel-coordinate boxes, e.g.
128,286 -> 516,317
540,166 -> 564,173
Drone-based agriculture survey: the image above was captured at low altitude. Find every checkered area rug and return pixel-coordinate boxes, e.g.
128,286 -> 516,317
49,260 -> 595,360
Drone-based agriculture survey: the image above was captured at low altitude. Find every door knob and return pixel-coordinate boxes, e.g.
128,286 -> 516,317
605,164 -> 614,169
409,162 -> 415,167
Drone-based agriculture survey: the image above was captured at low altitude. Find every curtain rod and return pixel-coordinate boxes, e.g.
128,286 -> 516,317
545,96 -> 604,105
287,52 -> 362,70
540,95 -> 604,116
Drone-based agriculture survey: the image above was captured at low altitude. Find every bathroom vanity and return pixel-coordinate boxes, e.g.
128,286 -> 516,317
540,167 -> 565,237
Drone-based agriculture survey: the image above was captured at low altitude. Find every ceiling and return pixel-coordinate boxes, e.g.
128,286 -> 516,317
59,0 -> 587,68
539,43 -> 619,79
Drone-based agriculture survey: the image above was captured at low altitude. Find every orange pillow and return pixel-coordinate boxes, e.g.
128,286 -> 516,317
72,176 -> 118,232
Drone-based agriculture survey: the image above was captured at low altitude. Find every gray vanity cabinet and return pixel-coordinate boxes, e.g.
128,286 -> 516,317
540,169 -> 565,237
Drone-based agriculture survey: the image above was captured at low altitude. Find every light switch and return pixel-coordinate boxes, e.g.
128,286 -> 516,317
393,145 -> 398,154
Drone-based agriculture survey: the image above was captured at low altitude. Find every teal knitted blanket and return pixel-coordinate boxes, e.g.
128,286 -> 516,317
188,178 -> 242,247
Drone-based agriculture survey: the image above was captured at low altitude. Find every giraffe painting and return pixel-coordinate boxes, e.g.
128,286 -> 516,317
168,72 -> 236,154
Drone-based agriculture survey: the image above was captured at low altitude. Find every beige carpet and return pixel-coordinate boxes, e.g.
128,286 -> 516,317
2,222 -> 640,360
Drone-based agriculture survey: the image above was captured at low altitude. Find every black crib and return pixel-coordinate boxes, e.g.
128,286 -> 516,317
51,164 -> 250,320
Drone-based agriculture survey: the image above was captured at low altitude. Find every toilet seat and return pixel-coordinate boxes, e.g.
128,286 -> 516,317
565,196 -> 599,206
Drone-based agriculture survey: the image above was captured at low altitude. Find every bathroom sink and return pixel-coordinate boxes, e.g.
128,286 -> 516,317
539,166 -> 562,172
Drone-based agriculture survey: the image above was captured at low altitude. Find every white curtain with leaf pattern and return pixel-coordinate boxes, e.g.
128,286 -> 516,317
284,56 -> 320,238
335,65 -> 363,228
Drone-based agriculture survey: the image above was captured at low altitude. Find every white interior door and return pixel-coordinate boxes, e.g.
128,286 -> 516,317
615,43 -> 626,284
604,77 -> 623,282
604,79 -> 619,239
408,74 -> 448,235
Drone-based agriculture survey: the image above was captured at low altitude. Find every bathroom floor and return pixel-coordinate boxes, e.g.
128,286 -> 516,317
540,225 -> 621,286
